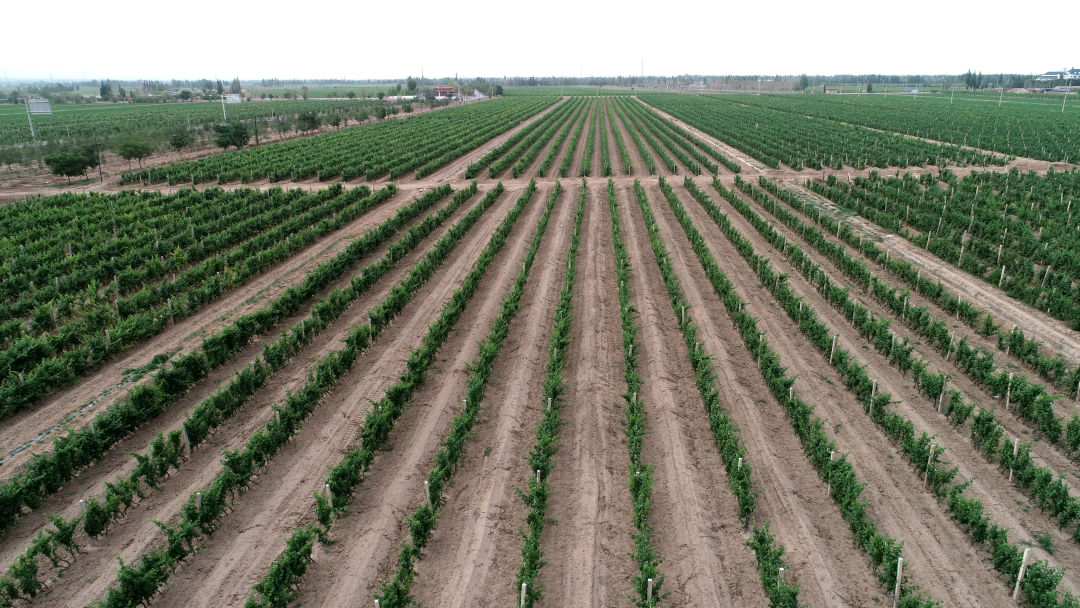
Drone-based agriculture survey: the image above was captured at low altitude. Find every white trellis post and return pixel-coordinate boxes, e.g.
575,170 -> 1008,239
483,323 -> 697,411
924,444 -> 935,487
647,578 -> 654,603
1005,372 -> 1014,411
1012,548 -> 1030,600
893,557 -> 903,607
1009,438 -> 1019,482
829,335 -> 838,364
520,582 -> 527,607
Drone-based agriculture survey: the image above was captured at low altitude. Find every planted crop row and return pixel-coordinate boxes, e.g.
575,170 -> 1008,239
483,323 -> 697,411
728,176 -> 1080,543
511,99 -> 586,178
515,181 -> 583,606
640,94 -> 1003,170
621,101 -> 705,174
656,177 -> 936,605
605,180 -> 663,606
619,102 -> 677,173
625,99 -> 741,173
724,92 -> 1080,163
694,177 -> 1076,606
599,100 -> 613,177
610,100 -> 656,174
122,97 -> 556,185
537,102 -> 586,177
244,182 -> 536,608
463,100 -> 568,178
558,98 -> 591,178
0,185 -> 444,535
739,176 -> 1080,457
756,176 -> 1080,394
2,184 -> 386,415
0,183 -> 486,603
580,103 -> 597,177
609,101 -> 633,174
79,184 -> 482,538
377,181 -> 559,606
648,179 -> 801,607
807,169 -> 1080,329
89,183 -> 521,608
487,99 -> 578,178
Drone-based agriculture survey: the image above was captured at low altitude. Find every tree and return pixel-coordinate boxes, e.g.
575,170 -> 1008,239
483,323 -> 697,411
494,85 -> 503,96
346,91 -> 356,99
798,74 -> 809,91
866,83 -> 873,93
44,148 -> 96,183
178,90 -> 192,100
376,91 -> 385,100
406,76 -> 417,93
395,83 -> 402,97
117,86 -> 126,99
99,80 -> 112,100
168,129 -> 192,150
213,122 -> 250,149
273,118 -> 292,140
115,139 -> 155,168
300,86 -> 309,100
296,110 -> 321,132
216,80 -> 224,95
230,78 -> 241,94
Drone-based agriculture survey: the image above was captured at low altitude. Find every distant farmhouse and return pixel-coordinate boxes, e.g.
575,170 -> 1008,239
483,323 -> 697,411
1036,68 -> 1080,82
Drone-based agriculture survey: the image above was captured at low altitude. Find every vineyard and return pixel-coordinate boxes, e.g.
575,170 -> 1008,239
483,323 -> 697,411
0,99 -> 380,147
1,93 -> 1079,608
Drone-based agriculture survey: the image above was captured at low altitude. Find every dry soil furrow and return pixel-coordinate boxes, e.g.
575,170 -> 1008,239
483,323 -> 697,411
649,178 -> 1009,607
694,178 -> 1080,594
408,183 -> 575,608
285,184 -> 555,608
0,190 -> 474,567
533,182 -> 636,608
31,185 -> 526,608
641,178 -> 884,606
617,182 -> 766,608
146,184 -> 546,608
0,187 -> 413,479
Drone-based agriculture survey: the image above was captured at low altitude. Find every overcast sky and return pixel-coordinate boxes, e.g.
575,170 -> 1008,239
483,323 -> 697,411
2,0 -> 1075,81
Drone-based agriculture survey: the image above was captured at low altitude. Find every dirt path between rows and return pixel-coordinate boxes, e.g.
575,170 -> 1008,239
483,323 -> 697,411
32,184 -> 520,607
148,185 -> 542,608
281,184 -> 550,608
649,177 -> 1012,607
740,180 -> 1080,481
638,178 -> 883,606
409,183 -> 574,607
0,189 -> 477,571
617,181 -> 766,607
699,176 -> 1079,595
534,182 -> 636,607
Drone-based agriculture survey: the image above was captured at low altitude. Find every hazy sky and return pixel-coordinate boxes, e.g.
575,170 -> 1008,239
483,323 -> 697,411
2,0 -> 1075,81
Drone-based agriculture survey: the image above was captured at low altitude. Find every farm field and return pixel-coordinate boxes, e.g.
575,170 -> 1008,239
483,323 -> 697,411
2,93 -> 1080,608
